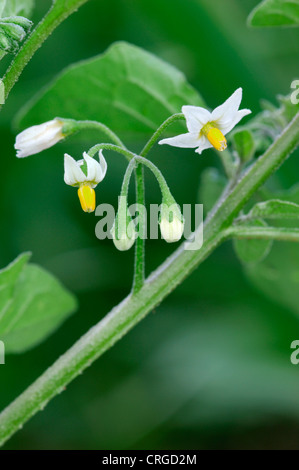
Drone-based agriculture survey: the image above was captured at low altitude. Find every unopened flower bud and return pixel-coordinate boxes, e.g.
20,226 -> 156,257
111,197 -> 136,251
160,202 -> 184,243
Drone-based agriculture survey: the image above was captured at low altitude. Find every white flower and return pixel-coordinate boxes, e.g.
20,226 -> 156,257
160,204 -> 184,243
15,119 -> 65,158
159,88 -> 251,155
64,150 -> 107,213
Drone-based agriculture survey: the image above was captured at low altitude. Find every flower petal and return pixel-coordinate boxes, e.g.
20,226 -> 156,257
15,119 -> 63,158
83,152 -> 107,187
98,150 -> 107,180
64,153 -> 86,186
159,132 -> 201,148
182,105 -> 211,133
195,136 -> 213,155
218,108 -> 252,135
211,88 -> 243,123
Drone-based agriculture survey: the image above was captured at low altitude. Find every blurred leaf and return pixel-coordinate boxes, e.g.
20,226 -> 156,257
240,184 -> 299,317
17,42 -> 204,140
1,0 -> 34,17
198,167 -> 227,215
248,0 -> 299,28
231,128 -> 256,162
0,253 -> 77,354
248,199 -> 299,220
246,243 -> 299,317
234,219 -> 273,264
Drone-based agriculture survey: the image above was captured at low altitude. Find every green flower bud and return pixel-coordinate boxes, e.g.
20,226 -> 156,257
0,16 -> 32,53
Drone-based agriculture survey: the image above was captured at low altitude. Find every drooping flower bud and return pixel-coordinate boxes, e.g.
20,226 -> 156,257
15,119 -> 66,158
160,200 -> 184,243
111,196 -> 136,251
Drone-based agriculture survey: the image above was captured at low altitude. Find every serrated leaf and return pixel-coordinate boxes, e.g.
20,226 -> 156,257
16,42 -> 205,140
2,0 -> 34,18
0,254 -> 77,353
233,220 -> 273,264
248,0 -> 299,27
231,129 -> 256,162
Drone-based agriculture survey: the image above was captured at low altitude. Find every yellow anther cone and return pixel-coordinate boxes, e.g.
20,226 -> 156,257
78,185 -> 96,213
207,127 -> 227,152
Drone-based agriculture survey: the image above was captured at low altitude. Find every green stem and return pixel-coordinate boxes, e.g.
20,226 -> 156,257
2,0 -> 90,103
0,112 -> 299,447
225,225 -> 299,243
140,113 -> 185,157
70,120 -> 126,149
119,158 -> 137,195
88,144 -> 135,162
217,149 -> 238,180
132,163 -> 145,293
134,156 -> 171,199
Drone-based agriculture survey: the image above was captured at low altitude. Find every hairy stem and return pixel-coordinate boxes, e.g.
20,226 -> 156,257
140,113 -> 185,157
88,144 -> 135,162
132,164 -> 145,293
0,112 -> 298,447
226,225 -> 299,242
71,120 -> 126,149
2,0 -> 90,103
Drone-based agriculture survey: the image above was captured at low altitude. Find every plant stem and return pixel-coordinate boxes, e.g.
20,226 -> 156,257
225,225 -> 299,242
218,149 -> 238,180
140,113 -> 185,157
2,0 -> 90,103
0,112 -> 298,447
88,144 -> 135,162
132,163 -> 145,293
134,156 -> 171,197
71,120 -> 126,149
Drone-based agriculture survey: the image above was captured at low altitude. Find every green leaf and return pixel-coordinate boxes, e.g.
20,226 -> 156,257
248,199 -> 299,220
233,220 -> 273,264
240,184 -> 299,317
16,42 -> 205,140
231,129 -> 256,163
0,1 -> 5,17
1,0 -> 34,18
248,0 -> 299,27
198,167 -> 227,215
0,254 -> 77,354
246,244 -> 299,317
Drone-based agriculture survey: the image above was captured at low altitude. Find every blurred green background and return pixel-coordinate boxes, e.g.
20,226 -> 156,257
1,0 -> 299,450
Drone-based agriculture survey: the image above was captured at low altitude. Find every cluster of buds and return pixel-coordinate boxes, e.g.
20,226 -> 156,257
0,16 -> 32,53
